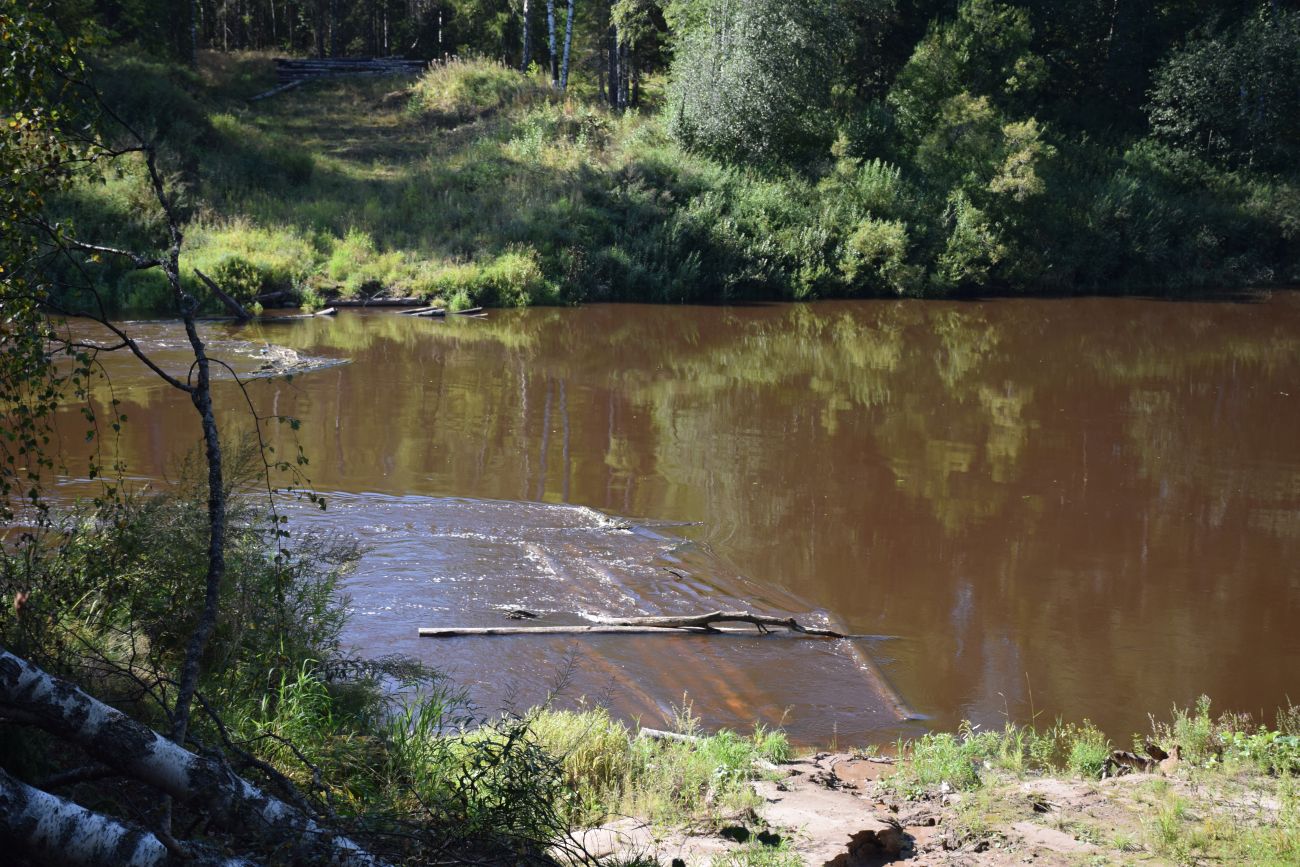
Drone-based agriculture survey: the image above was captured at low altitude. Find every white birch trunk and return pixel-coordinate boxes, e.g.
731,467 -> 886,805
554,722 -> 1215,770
0,767 -> 253,867
546,0 -> 559,85
560,0 -> 575,90
522,0 -> 532,69
0,647 -> 388,867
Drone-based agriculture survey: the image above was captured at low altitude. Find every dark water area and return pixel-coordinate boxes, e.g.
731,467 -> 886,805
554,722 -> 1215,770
53,295 -> 1300,745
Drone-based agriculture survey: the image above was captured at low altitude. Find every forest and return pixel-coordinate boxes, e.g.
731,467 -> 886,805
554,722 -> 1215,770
4,1 -> 1300,865
16,0 -> 1300,312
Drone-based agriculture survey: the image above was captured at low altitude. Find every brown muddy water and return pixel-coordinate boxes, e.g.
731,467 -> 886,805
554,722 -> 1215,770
52,296 -> 1300,745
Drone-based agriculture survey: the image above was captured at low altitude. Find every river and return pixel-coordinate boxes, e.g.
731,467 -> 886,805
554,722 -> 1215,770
53,295 -> 1300,746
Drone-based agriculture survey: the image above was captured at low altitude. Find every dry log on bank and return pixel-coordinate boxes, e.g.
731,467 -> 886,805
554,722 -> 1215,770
419,611 -> 862,639
636,727 -> 699,743
0,647 -> 387,867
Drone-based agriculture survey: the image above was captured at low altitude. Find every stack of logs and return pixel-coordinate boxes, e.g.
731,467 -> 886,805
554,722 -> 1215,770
250,57 -> 429,102
272,57 -> 428,83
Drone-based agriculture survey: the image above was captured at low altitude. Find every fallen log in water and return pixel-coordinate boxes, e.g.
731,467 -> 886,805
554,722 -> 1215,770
258,307 -> 337,322
419,610 -> 860,639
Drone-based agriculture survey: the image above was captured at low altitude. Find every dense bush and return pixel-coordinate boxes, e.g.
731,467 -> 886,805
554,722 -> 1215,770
1148,9 -> 1300,172
667,0 -> 850,164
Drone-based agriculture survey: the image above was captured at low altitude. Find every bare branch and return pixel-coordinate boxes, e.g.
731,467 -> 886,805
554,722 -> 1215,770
29,217 -> 163,271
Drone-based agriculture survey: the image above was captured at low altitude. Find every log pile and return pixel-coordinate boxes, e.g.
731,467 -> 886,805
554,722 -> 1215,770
272,57 -> 427,83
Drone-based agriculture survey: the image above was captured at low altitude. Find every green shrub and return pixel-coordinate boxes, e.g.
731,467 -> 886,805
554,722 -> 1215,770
210,255 -> 271,305
423,248 -> 551,307
117,268 -> 174,311
933,192 -> 1006,291
667,0 -> 844,164
409,58 -> 547,123
840,217 -> 919,295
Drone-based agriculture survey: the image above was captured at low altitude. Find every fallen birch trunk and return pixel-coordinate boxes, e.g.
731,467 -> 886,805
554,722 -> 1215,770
0,647 -> 388,867
0,767 -> 254,867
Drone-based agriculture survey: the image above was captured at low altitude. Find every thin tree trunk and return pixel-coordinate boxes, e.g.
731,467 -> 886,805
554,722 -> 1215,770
607,24 -> 618,105
619,40 -> 629,108
330,0 -> 340,56
168,311 -> 225,749
190,0 -> 200,66
521,0 -> 531,70
546,0 -> 558,85
559,0 -> 575,90
317,0 -> 328,56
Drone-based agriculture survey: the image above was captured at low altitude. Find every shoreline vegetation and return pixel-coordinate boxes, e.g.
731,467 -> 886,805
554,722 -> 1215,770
6,1 -> 1300,864
46,17 -> 1300,317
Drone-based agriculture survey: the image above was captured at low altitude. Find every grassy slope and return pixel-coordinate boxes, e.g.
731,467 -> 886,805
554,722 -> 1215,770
530,698 -> 1299,865
60,53 -> 911,313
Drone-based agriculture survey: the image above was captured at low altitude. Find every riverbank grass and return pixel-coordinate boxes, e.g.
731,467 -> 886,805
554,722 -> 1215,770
522,697 -> 1298,864
526,700 -> 791,828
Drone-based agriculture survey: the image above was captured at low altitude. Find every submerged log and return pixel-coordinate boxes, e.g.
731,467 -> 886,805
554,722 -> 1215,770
258,307 -> 337,322
419,611 -> 856,639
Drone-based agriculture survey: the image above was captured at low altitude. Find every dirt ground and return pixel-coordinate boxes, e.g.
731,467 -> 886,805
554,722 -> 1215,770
570,752 -> 1287,866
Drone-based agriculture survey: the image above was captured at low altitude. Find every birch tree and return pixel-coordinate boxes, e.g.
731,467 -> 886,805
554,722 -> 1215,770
560,0 -> 576,89
521,0 -> 533,68
547,0 -> 560,86
667,0 -> 864,162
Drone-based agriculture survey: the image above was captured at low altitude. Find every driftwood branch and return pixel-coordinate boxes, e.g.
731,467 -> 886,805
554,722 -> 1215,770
419,610 -> 854,639
194,269 -> 251,321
